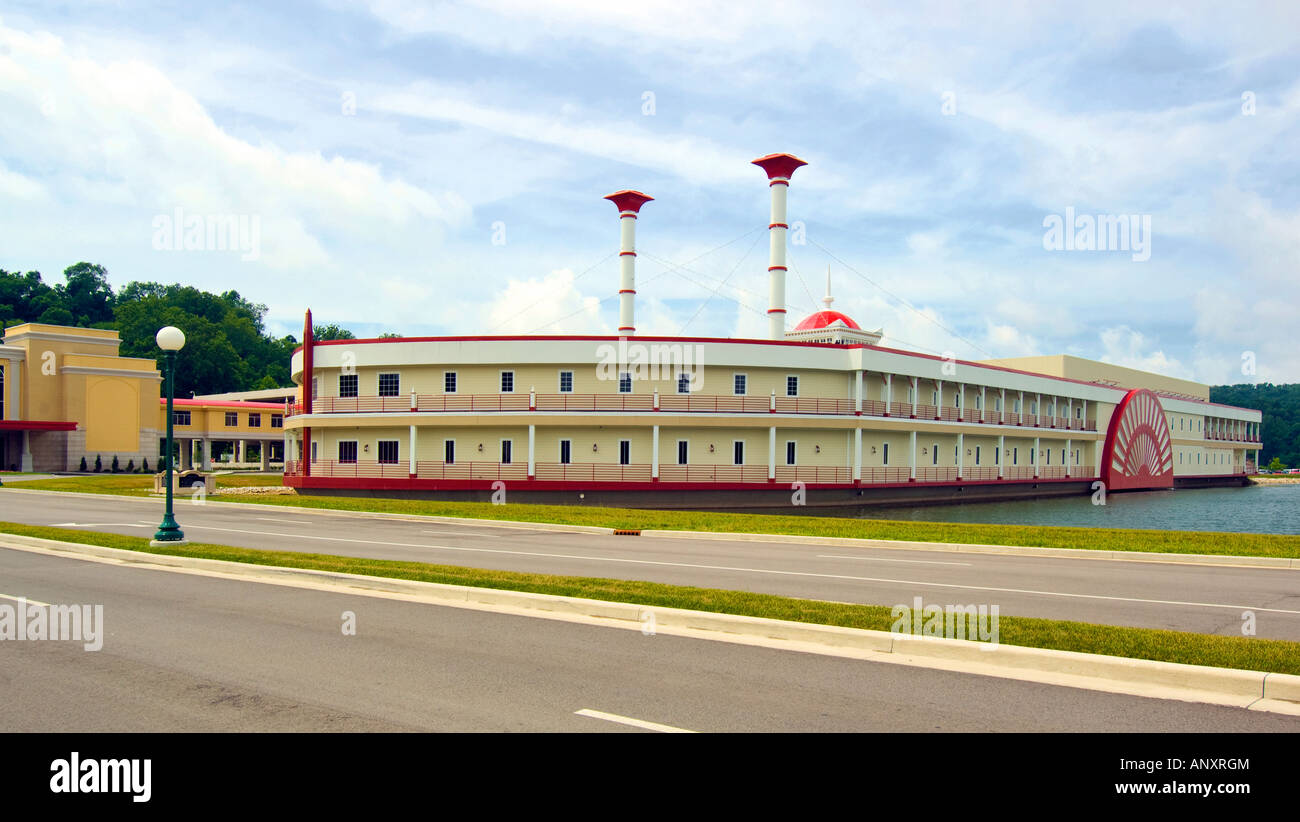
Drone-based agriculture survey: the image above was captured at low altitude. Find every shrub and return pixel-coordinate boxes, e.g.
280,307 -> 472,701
79,456 -> 88,472
93,455 -> 102,473
111,455 -> 121,473
142,457 -> 150,473
126,458 -> 135,473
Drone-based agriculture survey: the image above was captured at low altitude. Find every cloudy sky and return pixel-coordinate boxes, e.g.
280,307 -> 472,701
1,1 -> 1297,383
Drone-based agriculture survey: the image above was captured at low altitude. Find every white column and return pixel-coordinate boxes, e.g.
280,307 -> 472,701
1033,436 -> 1040,478
1035,393 -> 1041,426
259,442 -> 269,471
753,155 -> 806,340
652,425 -> 660,480
1000,388 -> 1006,424
854,371 -> 863,415
997,434 -> 1005,479
605,191 -> 652,335
853,428 -> 862,481
959,383 -> 965,420
909,430 -> 917,481
1065,438 -> 1072,477
1082,399 -> 1088,430
408,425 -> 417,477
1018,391 -> 1024,424
956,432 -> 964,480
527,424 -> 535,479
935,379 -> 943,419
1094,440 -> 1102,478
20,430 -> 33,471
910,377 -> 918,417
1067,398 -> 1073,428
885,374 -> 893,414
768,426 -> 776,481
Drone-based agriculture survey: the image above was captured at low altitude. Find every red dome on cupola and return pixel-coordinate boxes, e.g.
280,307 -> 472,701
793,310 -> 860,331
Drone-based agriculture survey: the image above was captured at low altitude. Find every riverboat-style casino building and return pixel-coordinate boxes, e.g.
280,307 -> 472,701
280,153 -> 1263,508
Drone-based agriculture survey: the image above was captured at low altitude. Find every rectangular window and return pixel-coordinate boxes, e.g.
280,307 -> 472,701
338,441 -> 357,463
619,372 -> 632,393
312,377 -> 318,401
310,441 -> 318,463
1031,448 -> 1036,464
500,372 -> 514,393
677,440 -> 688,465
271,414 -> 283,429
444,372 -> 457,393
786,376 -> 798,397
975,446 -> 981,465
733,441 -> 744,465
378,373 -> 400,397
559,371 -> 573,393
501,440 -> 513,464
882,443 -> 889,465
786,441 -> 796,465
733,374 -> 747,396
173,410 -> 191,425
225,411 -> 237,426
1076,406 -> 1083,419
975,395 -> 982,410
995,447 -> 1000,465
248,413 -> 261,428
377,440 -> 399,464
1013,447 -> 1018,466
619,440 -> 631,465
559,440 -> 572,465
677,373 -> 691,394
932,444 -> 938,466
444,440 -> 455,464
339,374 -> 358,398
931,391 -> 938,405
1046,449 -> 1050,465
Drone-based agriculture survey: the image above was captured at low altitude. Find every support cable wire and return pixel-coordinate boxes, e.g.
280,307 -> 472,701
807,236 -> 993,358
677,230 -> 766,335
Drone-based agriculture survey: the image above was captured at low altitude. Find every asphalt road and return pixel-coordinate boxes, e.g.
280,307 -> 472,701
3,546 -> 1297,732
5,490 -> 1299,640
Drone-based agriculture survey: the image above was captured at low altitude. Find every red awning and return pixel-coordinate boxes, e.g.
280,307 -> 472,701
0,420 -> 78,431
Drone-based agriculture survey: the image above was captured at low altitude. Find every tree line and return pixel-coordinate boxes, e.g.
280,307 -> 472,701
1209,383 -> 1300,469
0,262 -> 358,397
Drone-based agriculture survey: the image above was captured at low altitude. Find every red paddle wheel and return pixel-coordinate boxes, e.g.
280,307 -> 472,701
1100,388 -> 1174,491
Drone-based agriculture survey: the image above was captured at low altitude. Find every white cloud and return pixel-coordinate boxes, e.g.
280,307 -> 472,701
485,268 -> 608,334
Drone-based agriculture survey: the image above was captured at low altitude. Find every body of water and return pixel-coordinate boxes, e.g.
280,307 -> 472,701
835,482 -> 1300,535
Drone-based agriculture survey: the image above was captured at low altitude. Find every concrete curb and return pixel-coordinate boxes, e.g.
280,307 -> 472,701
4,532 -> 1298,716
6,486 -> 1296,569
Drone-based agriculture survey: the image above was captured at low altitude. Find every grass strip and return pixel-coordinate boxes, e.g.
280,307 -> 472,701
3,520 -> 1298,676
13,474 -> 1299,559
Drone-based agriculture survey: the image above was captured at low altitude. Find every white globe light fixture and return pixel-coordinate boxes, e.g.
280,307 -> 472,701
156,326 -> 186,352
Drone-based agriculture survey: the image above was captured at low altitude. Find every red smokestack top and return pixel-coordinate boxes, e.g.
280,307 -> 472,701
604,190 -> 654,214
752,153 -> 807,182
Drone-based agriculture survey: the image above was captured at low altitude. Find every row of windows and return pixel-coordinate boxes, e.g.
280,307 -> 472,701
332,371 -> 798,396
173,411 -> 282,428
324,440 -> 1084,468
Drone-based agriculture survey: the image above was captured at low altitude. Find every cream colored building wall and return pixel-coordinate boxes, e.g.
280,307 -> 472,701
981,354 -> 1209,401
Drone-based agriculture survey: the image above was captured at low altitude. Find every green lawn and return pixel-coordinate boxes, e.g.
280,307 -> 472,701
11,473 -> 1299,559
3,520 -> 1297,676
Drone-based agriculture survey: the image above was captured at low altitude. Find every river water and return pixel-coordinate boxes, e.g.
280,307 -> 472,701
838,482 -> 1300,535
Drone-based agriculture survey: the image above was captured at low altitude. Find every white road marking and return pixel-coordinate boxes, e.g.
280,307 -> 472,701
50,522 -> 149,529
574,709 -> 696,733
170,523 -> 1300,617
255,518 -> 315,525
817,554 -> 972,567
0,593 -> 51,607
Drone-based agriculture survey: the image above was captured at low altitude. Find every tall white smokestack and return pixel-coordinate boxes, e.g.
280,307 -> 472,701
604,190 -> 653,335
752,153 -> 807,340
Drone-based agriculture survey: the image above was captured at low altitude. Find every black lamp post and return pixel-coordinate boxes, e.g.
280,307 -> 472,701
152,325 -> 187,545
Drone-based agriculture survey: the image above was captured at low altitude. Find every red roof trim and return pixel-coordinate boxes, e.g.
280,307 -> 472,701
161,399 -> 285,409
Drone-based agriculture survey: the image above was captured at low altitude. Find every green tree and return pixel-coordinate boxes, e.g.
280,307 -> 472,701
314,323 -> 355,340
